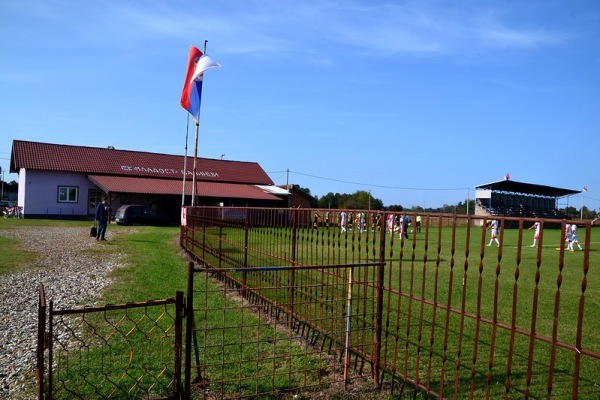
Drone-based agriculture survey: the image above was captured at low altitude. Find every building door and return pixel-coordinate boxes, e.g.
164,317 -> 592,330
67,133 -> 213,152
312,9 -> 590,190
89,190 -> 104,216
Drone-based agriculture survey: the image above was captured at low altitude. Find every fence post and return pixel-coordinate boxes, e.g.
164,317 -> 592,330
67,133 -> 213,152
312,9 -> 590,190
373,212 -> 387,385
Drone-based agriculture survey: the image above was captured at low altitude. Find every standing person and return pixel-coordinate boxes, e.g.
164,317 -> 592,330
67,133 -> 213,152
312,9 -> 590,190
95,196 -> 110,241
398,215 -> 405,239
564,223 -> 572,249
387,213 -> 395,233
340,211 -> 347,233
528,221 -> 541,247
313,211 -> 320,229
416,215 -> 422,233
360,212 -> 366,232
373,213 -> 381,231
569,224 -> 583,251
402,215 -> 411,239
487,219 -> 500,247
556,223 -> 573,251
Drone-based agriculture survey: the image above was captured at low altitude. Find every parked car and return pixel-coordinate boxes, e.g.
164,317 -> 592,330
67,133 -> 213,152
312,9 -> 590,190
0,200 -> 14,215
113,205 -> 170,226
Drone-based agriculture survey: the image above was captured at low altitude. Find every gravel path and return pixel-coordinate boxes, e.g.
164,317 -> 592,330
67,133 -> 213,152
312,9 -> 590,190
0,226 -> 131,398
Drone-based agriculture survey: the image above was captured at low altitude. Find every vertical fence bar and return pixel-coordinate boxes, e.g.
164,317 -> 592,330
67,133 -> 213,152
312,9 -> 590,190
469,215 -> 483,397
47,300 -> 53,400
201,207 -> 206,261
453,215 -> 466,397
344,266 -> 354,385
174,290 -> 184,399
546,221 -> 567,397
423,215 -> 437,394
184,261 -> 194,399
572,221 -> 591,399
242,208 -> 249,295
289,208 -> 297,328
372,212 -> 387,385
37,284 -> 46,400
438,214 -> 451,397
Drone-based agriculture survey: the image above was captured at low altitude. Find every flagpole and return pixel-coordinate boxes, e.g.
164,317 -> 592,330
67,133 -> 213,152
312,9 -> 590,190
182,114 -> 190,207
180,41 -> 219,208
191,121 -> 199,206
191,40 -> 209,208
581,191 -> 584,220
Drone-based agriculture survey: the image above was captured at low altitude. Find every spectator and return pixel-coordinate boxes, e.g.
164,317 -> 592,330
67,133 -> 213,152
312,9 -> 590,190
95,196 -> 110,241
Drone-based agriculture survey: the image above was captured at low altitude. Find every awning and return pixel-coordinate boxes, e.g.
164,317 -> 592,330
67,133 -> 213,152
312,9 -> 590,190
88,175 -> 282,201
256,185 -> 291,196
474,179 -> 580,198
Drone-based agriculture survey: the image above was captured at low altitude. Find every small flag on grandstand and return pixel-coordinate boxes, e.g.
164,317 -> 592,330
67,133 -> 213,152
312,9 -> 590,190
583,186 -> 588,192
504,173 -> 511,181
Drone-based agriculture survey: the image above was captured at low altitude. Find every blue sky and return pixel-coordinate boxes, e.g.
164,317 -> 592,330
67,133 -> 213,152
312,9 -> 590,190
1,1 -> 599,210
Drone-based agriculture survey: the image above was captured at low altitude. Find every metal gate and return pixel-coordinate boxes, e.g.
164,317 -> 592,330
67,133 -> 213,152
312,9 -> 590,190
37,285 -> 184,399
184,262 -> 382,399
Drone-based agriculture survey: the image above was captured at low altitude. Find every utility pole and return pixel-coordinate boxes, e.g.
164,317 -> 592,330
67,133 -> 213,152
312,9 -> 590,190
286,168 -> 289,188
0,167 -> 4,200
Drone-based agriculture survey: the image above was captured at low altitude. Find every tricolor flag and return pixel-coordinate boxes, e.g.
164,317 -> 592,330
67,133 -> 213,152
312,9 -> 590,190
583,186 -> 588,192
180,46 -> 220,123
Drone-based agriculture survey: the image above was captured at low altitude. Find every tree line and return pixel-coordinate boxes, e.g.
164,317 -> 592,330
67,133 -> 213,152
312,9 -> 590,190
301,188 -> 598,219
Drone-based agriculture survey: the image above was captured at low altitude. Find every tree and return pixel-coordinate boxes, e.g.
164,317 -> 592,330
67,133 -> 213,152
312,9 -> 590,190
317,192 -> 339,209
562,206 -> 578,219
316,190 -> 383,210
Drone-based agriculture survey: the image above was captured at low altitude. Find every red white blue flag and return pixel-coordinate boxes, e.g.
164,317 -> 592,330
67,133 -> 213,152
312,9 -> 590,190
180,46 -> 220,123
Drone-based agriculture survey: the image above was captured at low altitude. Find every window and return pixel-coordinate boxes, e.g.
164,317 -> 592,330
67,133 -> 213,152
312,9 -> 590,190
89,190 -> 104,209
58,186 -> 78,203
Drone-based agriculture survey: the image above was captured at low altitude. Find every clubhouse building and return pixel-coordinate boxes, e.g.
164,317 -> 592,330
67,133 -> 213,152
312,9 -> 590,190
9,140 -> 288,220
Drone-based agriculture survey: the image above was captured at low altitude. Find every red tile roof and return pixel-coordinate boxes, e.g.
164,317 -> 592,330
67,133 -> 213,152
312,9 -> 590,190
88,175 -> 282,201
10,140 -> 273,185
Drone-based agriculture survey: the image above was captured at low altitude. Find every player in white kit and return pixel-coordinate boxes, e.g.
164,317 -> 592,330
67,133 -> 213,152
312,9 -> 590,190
487,220 -> 500,247
529,221 -> 541,248
568,224 -> 583,251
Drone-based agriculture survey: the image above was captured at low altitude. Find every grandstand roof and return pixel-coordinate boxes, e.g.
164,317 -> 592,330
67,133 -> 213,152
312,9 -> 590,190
474,179 -> 580,198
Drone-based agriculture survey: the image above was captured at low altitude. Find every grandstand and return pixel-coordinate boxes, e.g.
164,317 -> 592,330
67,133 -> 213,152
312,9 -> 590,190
474,179 -> 581,219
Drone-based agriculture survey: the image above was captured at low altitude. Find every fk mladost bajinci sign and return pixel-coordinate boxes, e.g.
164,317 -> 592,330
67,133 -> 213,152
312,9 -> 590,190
120,165 -> 219,178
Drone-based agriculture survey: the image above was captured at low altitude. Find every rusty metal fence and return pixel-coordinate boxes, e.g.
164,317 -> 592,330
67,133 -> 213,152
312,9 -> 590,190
181,206 -> 600,399
184,262 -> 381,399
37,285 -> 184,399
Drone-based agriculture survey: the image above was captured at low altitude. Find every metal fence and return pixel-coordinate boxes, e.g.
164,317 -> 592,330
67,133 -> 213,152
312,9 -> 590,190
184,262 -> 381,399
37,285 -> 183,399
181,206 -> 600,399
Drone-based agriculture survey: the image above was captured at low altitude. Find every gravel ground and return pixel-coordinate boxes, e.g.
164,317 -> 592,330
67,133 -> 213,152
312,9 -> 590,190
0,226 -> 130,398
